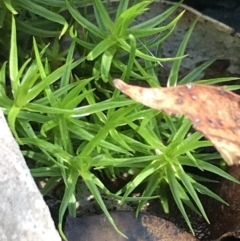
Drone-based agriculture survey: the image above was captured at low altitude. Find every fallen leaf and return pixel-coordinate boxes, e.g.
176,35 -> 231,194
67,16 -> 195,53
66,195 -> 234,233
114,78 -> 240,166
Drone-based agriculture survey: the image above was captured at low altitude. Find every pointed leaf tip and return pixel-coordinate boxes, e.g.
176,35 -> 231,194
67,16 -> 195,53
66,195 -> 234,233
113,78 -> 126,90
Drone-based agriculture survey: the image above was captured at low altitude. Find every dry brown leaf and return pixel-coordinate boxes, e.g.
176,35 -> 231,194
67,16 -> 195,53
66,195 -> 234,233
114,78 -> 240,166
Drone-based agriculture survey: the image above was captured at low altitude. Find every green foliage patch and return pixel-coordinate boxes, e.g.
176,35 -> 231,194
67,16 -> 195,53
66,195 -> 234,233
0,0 -> 239,239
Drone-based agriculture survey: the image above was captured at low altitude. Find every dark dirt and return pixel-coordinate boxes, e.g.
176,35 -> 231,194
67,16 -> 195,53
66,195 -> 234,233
146,166 -> 240,241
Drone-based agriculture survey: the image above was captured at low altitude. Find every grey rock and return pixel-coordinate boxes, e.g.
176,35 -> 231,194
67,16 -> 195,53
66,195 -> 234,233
0,111 -> 61,241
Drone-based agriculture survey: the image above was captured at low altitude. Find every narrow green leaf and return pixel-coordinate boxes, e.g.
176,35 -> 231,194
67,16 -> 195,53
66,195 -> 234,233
113,1 -> 153,37
87,37 -> 116,61
66,0 -> 106,38
24,61 -> 77,103
0,8 -> 6,28
172,118 -> 192,141
192,181 -> 228,205
9,16 -> 18,94
84,174 -> 128,239
177,166 -> 209,223
136,173 -> 160,214
101,47 -> 117,82
58,115 -> 73,154
115,0 -> 129,19
39,177 -> 62,195
122,34 -> 136,81
60,41 -> 76,89
119,38 -> 187,62
68,120 -> 130,154
174,140 -> 212,156
128,11 -> 184,38
30,167 -> 62,177
180,158 -> 240,184
18,0 -> 68,37
93,0 -> 113,30
179,58 -> 218,84
122,160 -> 166,202
21,138 -> 72,162
17,19 -> 60,37
7,105 -> 21,142
0,62 -> 7,97
167,19 -> 198,87
109,129 -> 134,152
33,37 -> 46,79
58,170 -> 78,241
3,0 -> 18,14
195,77 -> 240,85
166,166 -> 194,234
131,0 -> 183,29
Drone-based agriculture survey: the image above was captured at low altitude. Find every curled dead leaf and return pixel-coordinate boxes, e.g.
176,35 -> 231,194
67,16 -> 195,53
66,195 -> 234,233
114,78 -> 240,166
